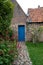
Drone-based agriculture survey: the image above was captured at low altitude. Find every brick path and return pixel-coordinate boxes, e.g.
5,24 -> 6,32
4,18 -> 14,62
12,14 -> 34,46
13,42 -> 32,65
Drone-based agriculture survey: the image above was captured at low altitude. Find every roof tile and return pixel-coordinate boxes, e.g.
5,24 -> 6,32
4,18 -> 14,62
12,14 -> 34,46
28,7 -> 43,22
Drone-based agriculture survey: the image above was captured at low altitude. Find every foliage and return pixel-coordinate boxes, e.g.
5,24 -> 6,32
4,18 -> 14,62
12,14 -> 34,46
0,0 -> 13,35
28,26 -> 43,43
0,40 -> 18,65
8,29 -> 15,41
8,29 -> 13,38
0,1 -> 18,65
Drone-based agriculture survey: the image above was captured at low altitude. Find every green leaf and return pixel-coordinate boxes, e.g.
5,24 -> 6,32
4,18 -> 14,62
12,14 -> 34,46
4,58 -> 9,63
0,61 -> 3,64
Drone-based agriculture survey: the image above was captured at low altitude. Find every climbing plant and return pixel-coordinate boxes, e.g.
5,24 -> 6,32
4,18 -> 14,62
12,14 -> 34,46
28,26 -> 43,43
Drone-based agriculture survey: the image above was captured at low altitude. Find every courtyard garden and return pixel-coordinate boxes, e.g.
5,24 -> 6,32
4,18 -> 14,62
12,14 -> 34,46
0,0 -> 43,65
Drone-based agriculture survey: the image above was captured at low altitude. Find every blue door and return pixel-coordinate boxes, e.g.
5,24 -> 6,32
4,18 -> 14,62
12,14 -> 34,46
18,25 -> 25,41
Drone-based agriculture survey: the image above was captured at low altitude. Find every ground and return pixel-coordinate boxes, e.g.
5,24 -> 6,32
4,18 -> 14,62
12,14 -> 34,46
26,42 -> 43,65
13,42 -> 32,65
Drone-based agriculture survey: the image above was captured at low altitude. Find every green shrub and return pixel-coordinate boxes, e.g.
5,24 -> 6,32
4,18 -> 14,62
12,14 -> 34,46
8,29 -> 15,41
8,29 -> 13,38
0,0 -> 13,35
0,40 -> 18,65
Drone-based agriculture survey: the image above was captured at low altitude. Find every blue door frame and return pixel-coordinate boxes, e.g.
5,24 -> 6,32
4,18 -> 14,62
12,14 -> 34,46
18,25 -> 25,41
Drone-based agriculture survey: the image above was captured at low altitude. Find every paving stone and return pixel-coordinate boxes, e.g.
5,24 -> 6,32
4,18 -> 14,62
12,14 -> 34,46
13,42 -> 32,65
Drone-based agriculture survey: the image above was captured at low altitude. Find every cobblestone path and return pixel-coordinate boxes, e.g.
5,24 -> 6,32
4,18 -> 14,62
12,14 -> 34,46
13,42 -> 32,65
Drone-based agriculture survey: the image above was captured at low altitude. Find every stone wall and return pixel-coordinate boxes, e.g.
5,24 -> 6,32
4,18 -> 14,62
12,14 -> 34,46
11,0 -> 27,41
11,0 -> 43,42
26,23 -> 43,42
11,23 -> 26,41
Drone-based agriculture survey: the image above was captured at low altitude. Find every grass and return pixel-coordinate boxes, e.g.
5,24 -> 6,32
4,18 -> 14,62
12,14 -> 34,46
26,42 -> 43,65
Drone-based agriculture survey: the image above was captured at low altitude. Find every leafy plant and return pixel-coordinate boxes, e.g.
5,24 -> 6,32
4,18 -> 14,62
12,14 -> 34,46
0,40 -> 18,65
0,0 -> 13,36
28,26 -> 43,43
0,1 -> 18,65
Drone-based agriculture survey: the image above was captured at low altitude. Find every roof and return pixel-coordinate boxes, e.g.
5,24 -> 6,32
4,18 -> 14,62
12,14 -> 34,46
28,6 -> 43,22
11,0 -> 26,16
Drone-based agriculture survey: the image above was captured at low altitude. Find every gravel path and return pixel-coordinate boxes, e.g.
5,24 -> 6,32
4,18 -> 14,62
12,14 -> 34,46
13,42 -> 32,65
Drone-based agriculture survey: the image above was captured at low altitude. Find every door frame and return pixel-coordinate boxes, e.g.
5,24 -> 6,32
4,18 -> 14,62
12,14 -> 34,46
18,25 -> 25,41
